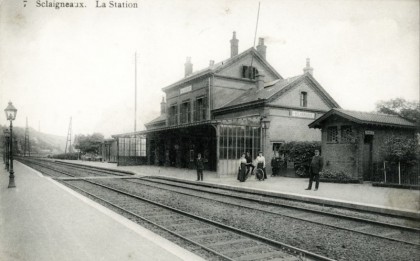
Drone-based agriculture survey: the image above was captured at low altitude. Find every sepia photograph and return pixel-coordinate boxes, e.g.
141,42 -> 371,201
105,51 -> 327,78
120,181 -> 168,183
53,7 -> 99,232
0,0 -> 419,260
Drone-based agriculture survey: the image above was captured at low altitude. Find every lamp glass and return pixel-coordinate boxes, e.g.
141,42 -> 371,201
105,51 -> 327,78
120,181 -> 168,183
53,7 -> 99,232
4,102 -> 17,121
261,120 -> 270,129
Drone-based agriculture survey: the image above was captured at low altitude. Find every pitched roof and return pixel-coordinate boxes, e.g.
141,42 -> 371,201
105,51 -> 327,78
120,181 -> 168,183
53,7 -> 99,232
162,48 -> 282,91
309,108 -> 417,129
215,73 -> 340,111
145,114 -> 166,126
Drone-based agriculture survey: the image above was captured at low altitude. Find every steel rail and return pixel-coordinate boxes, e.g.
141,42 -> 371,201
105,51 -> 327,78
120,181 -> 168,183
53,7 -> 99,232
70,178 -> 335,261
144,177 -> 420,231
54,161 -> 132,176
62,181 -> 235,261
126,178 -> 420,246
19,160 -> 333,260
21,158 -> 420,233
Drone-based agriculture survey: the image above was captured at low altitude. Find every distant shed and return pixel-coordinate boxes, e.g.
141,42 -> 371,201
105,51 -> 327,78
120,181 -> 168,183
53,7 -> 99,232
309,109 -> 417,181
102,138 -> 117,163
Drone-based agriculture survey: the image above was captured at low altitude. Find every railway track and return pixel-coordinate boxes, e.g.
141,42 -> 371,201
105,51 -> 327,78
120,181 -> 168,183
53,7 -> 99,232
18,158 -> 420,261
131,177 -> 420,246
64,179 -> 331,261
18,158 -> 331,260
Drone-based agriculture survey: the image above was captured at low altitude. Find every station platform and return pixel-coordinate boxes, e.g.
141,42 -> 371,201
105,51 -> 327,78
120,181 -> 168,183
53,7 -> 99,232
0,162 -> 205,261
57,159 -> 420,218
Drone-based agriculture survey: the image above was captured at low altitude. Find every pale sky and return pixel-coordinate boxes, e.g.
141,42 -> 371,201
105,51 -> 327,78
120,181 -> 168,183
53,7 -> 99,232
0,0 -> 418,138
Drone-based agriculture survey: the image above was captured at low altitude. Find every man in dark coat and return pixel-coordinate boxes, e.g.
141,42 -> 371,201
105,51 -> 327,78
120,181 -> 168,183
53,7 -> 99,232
196,153 -> 204,181
245,152 -> 255,176
305,149 -> 323,191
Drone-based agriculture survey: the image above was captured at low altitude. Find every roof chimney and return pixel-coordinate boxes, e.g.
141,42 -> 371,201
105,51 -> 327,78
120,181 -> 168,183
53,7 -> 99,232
303,58 -> 313,75
184,57 -> 193,77
230,31 -> 239,58
256,74 -> 265,90
256,38 -> 266,59
209,60 -> 215,67
160,96 -> 166,114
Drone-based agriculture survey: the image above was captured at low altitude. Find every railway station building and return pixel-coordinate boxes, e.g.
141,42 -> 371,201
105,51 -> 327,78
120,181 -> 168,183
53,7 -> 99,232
112,32 -> 340,176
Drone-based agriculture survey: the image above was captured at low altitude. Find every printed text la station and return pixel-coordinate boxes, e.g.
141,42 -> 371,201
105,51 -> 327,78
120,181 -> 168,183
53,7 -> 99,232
35,0 -> 138,9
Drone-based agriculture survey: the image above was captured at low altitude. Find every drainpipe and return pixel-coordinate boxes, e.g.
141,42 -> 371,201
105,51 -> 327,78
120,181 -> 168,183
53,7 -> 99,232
216,125 -> 220,177
208,76 -> 211,120
116,138 -> 119,166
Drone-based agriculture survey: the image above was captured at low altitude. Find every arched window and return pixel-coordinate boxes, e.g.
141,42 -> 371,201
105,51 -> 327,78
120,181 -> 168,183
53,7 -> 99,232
300,92 -> 307,107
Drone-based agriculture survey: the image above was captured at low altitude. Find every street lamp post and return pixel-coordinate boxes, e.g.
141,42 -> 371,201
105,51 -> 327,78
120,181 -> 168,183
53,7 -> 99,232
260,116 -> 270,154
4,101 -> 17,188
2,130 -> 5,165
3,129 -> 10,171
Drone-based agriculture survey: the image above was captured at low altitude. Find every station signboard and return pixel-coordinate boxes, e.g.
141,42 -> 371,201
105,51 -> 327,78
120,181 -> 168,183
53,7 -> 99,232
180,85 -> 192,94
290,110 -> 315,119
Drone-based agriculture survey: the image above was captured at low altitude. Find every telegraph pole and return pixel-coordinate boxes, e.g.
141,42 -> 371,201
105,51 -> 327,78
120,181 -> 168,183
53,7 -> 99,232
134,52 -> 137,132
65,117 -> 73,154
23,117 -> 30,156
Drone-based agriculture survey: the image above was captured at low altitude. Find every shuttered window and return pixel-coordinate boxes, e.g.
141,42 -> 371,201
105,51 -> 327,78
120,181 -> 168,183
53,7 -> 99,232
241,66 -> 258,79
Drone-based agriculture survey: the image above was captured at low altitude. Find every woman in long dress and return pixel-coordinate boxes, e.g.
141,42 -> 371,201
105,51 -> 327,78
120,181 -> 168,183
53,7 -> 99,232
238,153 -> 247,182
255,151 -> 266,181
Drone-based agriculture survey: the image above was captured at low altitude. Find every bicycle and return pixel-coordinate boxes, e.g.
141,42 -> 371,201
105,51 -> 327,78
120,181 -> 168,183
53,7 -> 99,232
255,163 -> 265,181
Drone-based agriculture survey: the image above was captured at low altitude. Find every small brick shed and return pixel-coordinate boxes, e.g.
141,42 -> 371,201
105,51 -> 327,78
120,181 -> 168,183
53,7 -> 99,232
308,109 -> 417,181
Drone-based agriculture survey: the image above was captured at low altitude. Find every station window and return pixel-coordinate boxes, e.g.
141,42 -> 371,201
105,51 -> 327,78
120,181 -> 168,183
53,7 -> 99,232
219,125 -> 260,160
194,96 -> 207,121
272,142 -> 283,158
118,136 -> 146,157
241,66 -> 259,80
180,101 -> 191,124
327,126 -> 338,143
341,126 -> 353,143
300,92 -> 307,107
168,104 -> 178,126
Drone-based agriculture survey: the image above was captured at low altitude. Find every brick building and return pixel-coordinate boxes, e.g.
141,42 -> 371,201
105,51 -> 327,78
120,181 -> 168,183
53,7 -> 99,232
308,109 -> 417,181
112,32 -> 340,176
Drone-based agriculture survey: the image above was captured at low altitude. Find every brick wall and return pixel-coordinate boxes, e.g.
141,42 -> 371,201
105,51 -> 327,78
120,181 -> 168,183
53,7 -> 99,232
320,118 -> 360,179
320,118 -> 416,180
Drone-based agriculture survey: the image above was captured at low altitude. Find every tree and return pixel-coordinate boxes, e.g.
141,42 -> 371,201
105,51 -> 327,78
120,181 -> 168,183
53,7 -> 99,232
376,98 -> 420,124
381,136 -> 418,164
74,133 -> 104,154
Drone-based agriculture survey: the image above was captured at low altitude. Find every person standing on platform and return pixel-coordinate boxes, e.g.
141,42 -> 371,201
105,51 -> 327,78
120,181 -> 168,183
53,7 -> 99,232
245,151 -> 255,176
255,151 -> 267,180
196,153 -> 204,181
238,153 -> 247,182
305,149 -> 323,191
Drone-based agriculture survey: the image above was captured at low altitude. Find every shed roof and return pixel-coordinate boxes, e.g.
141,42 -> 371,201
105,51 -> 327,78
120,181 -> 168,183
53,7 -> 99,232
309,108 -> 417,129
